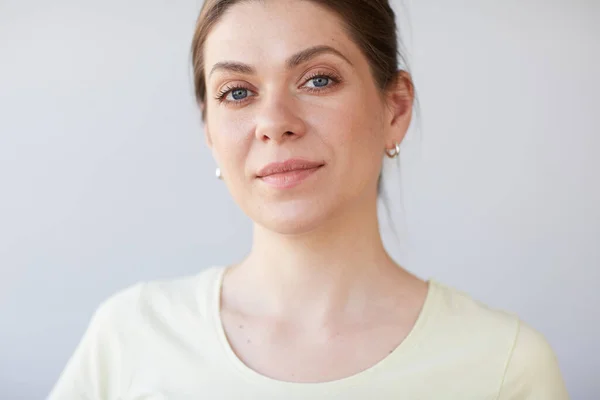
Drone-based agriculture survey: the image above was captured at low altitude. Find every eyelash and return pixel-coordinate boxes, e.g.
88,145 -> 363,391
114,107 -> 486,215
214,72 -> 342,105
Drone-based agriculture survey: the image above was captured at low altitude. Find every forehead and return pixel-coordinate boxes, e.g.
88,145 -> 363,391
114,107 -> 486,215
204,0 -> 356,70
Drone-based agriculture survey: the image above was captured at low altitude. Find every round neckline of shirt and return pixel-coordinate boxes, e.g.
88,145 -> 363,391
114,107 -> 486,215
209,265 -> 440,391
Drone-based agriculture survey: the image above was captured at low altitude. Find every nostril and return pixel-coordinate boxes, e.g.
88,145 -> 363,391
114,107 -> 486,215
258,130 -> 296,141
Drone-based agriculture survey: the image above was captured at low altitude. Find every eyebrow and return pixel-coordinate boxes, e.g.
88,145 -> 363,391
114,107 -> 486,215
208,45 -> 353,79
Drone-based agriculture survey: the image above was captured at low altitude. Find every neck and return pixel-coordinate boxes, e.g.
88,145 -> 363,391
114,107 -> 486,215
226,193 -> 408,324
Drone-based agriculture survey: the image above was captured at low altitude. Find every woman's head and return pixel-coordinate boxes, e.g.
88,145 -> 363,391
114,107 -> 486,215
192,0 -> 414,234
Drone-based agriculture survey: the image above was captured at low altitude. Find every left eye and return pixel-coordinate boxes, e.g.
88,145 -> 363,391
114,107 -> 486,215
306,76 -> 330,88
230,89 -> 248,100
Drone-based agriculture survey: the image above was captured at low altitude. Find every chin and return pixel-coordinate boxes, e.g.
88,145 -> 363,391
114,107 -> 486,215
252,200 -> 333,235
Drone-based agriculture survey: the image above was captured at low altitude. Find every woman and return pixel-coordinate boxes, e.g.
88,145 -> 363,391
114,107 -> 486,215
49,0 -> 569,398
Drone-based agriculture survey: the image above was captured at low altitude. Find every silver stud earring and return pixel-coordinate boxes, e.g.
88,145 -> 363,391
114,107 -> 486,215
215,167 -> 222,180
385,142 -> 401,158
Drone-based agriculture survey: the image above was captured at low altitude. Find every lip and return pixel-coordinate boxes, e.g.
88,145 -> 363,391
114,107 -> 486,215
256,159 -> 325,189
257,159 -> 325,177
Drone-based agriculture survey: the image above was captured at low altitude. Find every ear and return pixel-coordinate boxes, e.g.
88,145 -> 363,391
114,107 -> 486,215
385,70 -> 414,147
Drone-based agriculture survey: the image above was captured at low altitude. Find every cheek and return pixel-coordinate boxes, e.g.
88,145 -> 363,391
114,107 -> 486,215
210,112 -> 253,165
208,113 -> 255,200
308,89 -> 385,167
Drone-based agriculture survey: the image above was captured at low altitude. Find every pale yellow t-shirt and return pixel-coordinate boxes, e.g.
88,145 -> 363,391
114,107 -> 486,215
48,266 -> 569,399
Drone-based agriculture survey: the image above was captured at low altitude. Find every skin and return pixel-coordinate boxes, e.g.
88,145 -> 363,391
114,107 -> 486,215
202,0 -> 428,383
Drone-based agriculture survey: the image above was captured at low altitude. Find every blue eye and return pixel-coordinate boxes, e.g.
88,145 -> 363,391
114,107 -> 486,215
217,73 -> 338,105
311,76 -> 330,88
230,89 -> 248,100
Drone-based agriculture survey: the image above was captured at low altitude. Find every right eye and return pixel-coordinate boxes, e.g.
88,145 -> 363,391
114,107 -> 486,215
216,85 -> 255,104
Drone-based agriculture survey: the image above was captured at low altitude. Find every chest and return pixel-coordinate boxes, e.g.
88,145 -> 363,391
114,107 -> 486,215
219,309 -> 415,383
122,325 -> 506,400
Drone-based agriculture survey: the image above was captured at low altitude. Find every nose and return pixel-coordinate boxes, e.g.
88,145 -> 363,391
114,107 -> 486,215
254,91 -> 306,143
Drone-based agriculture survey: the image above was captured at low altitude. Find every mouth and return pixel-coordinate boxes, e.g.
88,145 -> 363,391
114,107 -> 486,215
256,159 -> 325,189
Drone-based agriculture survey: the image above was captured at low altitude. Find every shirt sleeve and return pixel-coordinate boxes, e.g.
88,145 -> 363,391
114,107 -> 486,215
497,319 -> 569,400
47,283 -> 143,400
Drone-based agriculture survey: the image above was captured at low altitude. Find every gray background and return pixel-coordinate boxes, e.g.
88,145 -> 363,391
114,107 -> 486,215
1,0 -> 598,398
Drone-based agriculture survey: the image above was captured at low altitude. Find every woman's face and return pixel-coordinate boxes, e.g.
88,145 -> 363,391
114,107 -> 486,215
203,0 -> 411,234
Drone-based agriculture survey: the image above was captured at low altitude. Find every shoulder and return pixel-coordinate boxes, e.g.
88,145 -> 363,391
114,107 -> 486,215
497,320 -> 569,399
430,280 -> 520,336
415,281 -> 521,374
48,268 -> 225,399
428,281 -> 568,398
94,266 -> 224,331
422,282 -> 517,371
510,321 -> 560,366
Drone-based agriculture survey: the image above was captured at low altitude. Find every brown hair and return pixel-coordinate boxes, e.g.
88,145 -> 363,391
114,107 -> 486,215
190,0 -> 412,121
